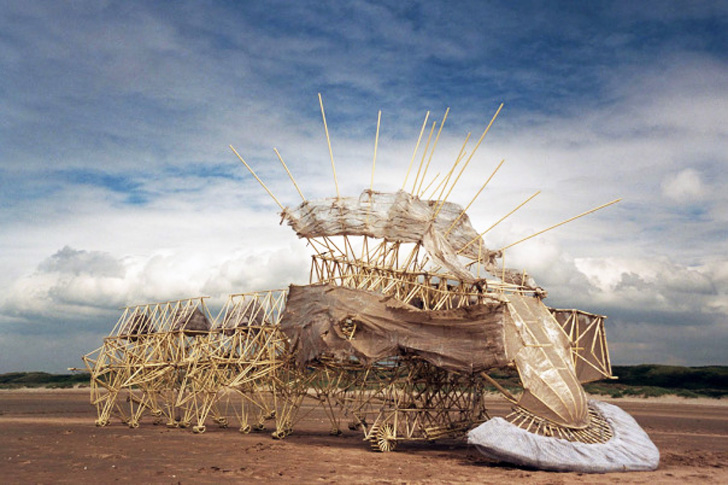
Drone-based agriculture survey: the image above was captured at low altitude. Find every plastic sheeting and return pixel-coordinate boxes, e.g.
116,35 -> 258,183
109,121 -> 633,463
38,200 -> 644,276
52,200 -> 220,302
280,283 -> 510,373
505,294 -> 588,427
467,400 -> 660,473
280,284 -> 590,428
281,190 -> 500,282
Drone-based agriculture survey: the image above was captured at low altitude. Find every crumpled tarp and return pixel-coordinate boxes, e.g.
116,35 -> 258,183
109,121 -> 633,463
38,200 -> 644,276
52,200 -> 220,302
467,399 -> 660,473
281,190 -> 501,282
279,283 -> 510,373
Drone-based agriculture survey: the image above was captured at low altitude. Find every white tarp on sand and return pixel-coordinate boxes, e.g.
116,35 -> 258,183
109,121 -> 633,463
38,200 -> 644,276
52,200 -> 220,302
467,400 -> 659,473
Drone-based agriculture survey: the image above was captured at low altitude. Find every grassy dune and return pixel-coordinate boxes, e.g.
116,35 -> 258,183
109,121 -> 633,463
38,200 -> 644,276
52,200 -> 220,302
475,364 -> 728,399
585,365 -> 728,399
2,365 -> 727,398
0,371 -> 90,389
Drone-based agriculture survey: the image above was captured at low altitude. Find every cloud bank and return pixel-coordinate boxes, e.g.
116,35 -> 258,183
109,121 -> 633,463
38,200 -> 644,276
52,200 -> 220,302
1,1 -> 726,371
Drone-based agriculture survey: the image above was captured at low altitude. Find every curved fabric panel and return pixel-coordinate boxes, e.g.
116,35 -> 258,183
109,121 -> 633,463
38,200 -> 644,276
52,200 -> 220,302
506,294 -> 588,427
280,283 -> 509,373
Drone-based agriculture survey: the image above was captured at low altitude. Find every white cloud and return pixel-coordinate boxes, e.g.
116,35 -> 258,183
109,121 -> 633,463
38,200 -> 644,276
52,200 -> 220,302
1,243 -> 310,332
573,257 -> 719,311
661,169 -> 706,203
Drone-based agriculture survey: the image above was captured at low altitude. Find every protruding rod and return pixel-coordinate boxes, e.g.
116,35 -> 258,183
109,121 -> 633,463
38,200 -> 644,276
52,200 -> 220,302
499,198 -> 622,251
477,239 -> 482,278
229,145 -> 284,210
426,172 -> 449,199
481,372 -> 518,404
436,132 -> 471,202
367,110 -> 382,227
370,110 -> 382,193
402,111 -> 430,190
419,171 -> 440,198
445,158 -> 505,236
435,103 -> 504,216
273,148 -> 305,201
412,120 -> 437,194
418,107 -> 449,195
318,93 -> 340,199
501,249 -> 507,283
457,190 -> 540,254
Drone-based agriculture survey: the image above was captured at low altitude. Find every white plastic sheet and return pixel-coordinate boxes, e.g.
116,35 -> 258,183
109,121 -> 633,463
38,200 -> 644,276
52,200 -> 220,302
467,400 -> 660,473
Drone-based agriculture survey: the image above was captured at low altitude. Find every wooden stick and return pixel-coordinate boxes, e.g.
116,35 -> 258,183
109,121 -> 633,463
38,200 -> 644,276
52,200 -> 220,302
412,120 -> 437,193
360,234 -> 369,264
318,93 -> 340,199
477,239 -> 482,278
417,107 -> 449,195
323,236 -> 346,258
419,172 -> 440,198
436,132 -> 471,201
425,172 -> 449,199
367,110 -> 382,227
480,372 -> 518,404
501,250 -> 506,285
445,158 -> 505,235
435,103 -> 504,216
273,148 -> 305,201
229,145 -> 283,210
370,110 -> 381,193
499,198 -> 622,251
401,111 -> 430,190
457,190 -> 540,254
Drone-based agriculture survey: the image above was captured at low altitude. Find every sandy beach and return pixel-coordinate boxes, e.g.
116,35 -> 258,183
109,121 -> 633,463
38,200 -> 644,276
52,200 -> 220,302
0,389 -> 726,484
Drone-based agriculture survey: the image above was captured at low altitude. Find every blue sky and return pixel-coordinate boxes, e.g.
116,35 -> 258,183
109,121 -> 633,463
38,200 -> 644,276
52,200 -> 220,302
1,1 -> 727,372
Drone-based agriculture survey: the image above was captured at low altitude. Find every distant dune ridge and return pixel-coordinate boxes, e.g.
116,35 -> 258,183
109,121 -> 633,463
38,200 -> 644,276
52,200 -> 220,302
2,364 -> 727,398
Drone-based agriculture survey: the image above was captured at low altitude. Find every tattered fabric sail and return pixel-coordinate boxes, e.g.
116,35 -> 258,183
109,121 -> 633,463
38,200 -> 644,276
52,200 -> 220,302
281,190 -> 500,282
281,283 -> 510,373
